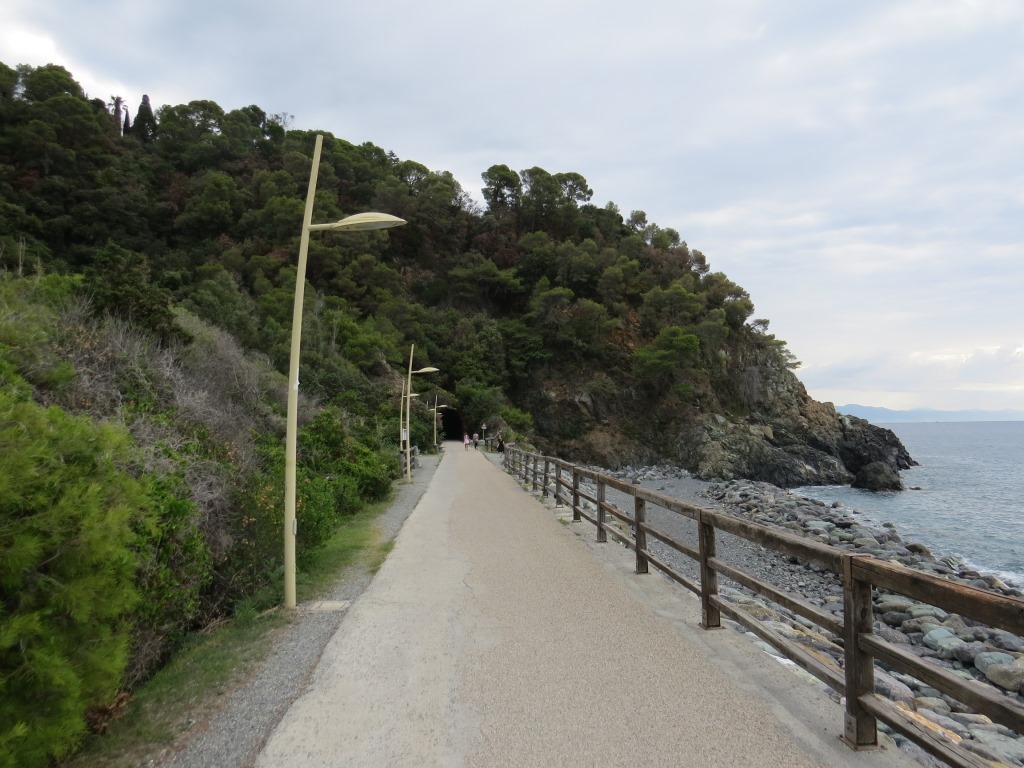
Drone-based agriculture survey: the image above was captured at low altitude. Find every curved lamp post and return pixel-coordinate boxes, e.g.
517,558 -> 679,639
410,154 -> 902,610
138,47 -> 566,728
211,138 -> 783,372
285,133 -> 406,610
404,343 -> 438,482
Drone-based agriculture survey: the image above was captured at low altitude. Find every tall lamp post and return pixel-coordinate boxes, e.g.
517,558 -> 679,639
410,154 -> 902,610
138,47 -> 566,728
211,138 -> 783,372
401,389 -> 419,468
285,133 -> 406,610
404,343 -> 438,482
431,397 -> 449,452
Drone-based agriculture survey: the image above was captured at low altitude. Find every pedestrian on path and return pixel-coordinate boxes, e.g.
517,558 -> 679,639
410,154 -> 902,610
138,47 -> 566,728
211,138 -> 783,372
463,432 -> 470,450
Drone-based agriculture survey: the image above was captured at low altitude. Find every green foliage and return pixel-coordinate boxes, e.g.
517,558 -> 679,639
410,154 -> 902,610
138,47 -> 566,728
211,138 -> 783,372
86,244 -> 181,342
633,326 -> 701,389
455,379 -> 503,435
128,474 -> 211,685
499,405 -> 533,433
0,392 -> 151,767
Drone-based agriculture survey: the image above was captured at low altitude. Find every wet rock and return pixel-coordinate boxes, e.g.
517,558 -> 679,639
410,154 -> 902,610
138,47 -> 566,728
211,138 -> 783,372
852,461 -> 904,491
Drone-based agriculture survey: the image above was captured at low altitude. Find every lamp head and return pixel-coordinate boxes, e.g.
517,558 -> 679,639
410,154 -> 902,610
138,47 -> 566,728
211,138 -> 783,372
310,212 -> 407,232
412,366 -> 439,374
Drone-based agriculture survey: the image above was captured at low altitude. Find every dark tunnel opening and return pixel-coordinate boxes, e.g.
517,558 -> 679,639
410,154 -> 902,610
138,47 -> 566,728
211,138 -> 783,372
440,409 -> 463,444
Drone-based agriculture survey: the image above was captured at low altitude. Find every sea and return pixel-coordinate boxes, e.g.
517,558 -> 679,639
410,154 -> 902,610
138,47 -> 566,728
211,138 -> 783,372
795,421 -> 1024,588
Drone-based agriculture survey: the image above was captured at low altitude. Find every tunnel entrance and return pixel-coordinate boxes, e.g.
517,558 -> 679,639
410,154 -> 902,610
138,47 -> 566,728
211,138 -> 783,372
440,410 -> 463,445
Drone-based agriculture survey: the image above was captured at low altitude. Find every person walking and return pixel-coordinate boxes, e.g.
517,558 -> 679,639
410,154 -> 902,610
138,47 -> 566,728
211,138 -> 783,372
463,432 -> 470,451
472,432 -> 479,449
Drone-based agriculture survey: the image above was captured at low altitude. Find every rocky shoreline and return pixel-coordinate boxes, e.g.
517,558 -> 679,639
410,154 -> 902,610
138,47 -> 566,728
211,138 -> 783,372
591,465 -> 1024,767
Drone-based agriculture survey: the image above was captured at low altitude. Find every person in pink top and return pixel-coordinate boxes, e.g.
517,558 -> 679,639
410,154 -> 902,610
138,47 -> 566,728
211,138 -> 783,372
463,433 -> 470,451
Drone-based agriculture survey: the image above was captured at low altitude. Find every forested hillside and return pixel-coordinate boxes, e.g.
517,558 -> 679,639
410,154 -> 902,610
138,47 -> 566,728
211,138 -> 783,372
0,61 -> 910,766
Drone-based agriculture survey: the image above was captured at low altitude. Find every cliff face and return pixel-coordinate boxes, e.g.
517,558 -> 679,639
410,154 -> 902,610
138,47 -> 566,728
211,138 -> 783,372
531,332 -> 915,490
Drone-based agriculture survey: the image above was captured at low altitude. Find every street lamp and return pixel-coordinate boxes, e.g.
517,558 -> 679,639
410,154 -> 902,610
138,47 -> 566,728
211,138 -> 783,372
284,133 -> 406,610
401,389 -> 420,460
431,397 -> 449,452
405,343 -> 438,482
481,423 -> 487,450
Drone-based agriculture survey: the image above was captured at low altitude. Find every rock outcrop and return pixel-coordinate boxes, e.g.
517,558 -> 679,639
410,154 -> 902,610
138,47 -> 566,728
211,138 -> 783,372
535,333 -> 916,490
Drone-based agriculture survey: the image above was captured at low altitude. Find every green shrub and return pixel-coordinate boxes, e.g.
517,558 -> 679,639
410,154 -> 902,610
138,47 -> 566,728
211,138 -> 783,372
499,405 -> 534,433
0,392 -> 152,768
128,475 -> 213,685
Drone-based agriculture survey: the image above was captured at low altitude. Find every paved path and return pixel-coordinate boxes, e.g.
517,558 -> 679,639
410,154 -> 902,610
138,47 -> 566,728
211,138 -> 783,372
256,445 -> 917,767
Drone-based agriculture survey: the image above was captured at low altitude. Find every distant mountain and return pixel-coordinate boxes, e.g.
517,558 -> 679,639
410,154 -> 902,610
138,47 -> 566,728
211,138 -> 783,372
836,404 -> 1024,423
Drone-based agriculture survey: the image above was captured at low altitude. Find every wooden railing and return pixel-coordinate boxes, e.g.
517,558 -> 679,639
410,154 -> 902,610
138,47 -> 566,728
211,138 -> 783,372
503,446 -> 1024,768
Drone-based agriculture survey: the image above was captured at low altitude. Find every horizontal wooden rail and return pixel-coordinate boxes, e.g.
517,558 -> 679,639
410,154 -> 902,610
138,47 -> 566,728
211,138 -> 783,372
852,557 -> 1024,636
859,633 -> 1024,734
713,596 -> 846,693
858,694 -> 993,768
502,447 -> 1024,763
642,548 -> 701,597
708,556 -> 843,637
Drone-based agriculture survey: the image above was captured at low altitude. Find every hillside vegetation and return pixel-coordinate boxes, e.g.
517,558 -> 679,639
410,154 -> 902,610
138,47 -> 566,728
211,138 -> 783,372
0,61 -> 909,766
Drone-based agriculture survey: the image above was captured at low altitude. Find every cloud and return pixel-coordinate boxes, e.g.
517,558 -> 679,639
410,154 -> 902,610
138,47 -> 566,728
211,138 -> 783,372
802,342 -> 1024,409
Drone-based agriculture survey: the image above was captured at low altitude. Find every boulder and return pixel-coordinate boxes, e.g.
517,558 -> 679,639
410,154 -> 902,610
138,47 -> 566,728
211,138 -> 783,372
951,641 -> 993,665
852,461 -> 904,491
983,661 -> 1024,693
975,651 -> 1016,674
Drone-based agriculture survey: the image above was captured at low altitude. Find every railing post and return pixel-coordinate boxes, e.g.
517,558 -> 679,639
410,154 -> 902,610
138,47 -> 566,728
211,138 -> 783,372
596,478 -> 607,542
634,496 -> 648,574
554,462 -> 564,508
842,554 -> 877,749
572,468 -> 581,522
698,510 -> 720,629
542,458 -> 550,498
531,455 -> 539,492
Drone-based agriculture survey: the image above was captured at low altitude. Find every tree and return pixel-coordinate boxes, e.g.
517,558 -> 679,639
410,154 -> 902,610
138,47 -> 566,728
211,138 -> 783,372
0,392 -> 152,767
173,171 -> 244,240
446,251 -> 522,310
481,164 -> 522,217
633,326 -> 701,392
133,94 -> 157,143
87,243 -> 179,341
17,64 -> 83,103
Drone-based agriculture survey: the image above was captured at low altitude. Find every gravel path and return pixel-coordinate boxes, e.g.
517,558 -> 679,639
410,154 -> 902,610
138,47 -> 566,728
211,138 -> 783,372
153,452 -> 442,768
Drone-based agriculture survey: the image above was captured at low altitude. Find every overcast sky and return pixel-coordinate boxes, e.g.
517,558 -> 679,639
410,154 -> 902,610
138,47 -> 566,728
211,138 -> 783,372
3,0 -> 1022,413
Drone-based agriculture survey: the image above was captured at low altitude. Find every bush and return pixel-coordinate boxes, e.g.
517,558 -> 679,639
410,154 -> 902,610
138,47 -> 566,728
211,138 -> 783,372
127,474 -> 213,686
0,392 -> 152,768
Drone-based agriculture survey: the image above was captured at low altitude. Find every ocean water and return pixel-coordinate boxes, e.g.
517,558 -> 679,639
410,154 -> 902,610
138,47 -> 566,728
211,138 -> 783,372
796,421 -> 1024,587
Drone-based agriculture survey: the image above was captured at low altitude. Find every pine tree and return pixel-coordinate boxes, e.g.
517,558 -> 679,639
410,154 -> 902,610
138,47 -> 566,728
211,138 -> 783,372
134,94 -> 156,143
0,392 -> 152,767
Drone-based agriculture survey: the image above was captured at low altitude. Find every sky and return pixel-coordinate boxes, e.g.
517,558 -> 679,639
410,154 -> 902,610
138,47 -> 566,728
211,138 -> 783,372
2,0 -> 1023,413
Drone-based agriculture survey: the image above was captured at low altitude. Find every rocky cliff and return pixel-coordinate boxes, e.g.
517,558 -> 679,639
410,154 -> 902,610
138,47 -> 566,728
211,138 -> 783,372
531,331 -> 916,491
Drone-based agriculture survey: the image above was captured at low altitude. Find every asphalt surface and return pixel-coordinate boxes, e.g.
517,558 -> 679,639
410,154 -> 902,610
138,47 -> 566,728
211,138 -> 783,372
254,445 -> 921,768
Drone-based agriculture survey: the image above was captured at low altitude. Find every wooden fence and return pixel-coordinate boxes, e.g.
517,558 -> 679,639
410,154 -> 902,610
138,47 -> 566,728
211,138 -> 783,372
503,446 -> 1024,768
